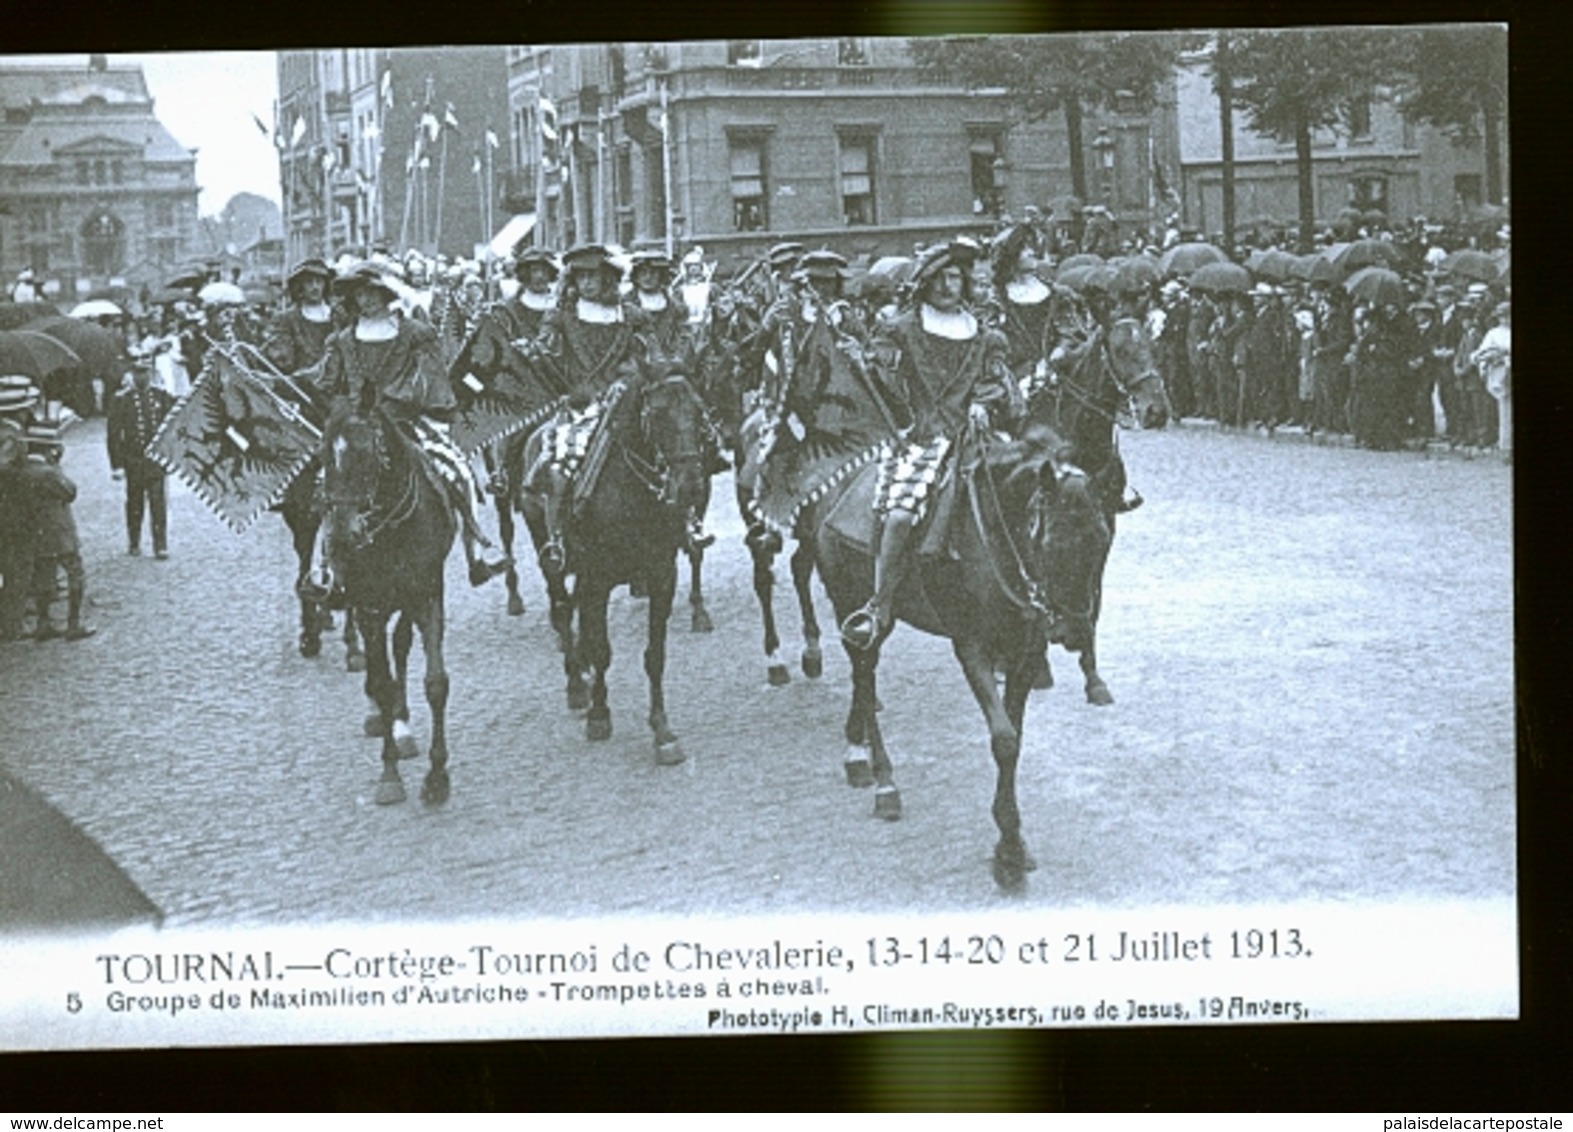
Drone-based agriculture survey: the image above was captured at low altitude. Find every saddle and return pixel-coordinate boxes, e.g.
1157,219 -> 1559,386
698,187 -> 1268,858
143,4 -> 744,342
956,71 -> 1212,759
821,454 -> 964,560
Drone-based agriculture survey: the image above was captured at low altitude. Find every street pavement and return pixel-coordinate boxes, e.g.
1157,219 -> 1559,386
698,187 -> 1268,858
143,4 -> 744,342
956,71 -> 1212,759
0,415 -> 1514,927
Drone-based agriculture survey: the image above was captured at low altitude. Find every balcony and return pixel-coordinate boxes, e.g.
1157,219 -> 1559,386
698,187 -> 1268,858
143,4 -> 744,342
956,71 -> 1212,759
324,90 -> 351,115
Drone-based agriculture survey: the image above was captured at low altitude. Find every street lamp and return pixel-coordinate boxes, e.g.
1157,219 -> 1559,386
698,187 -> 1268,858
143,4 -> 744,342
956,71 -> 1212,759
1093,126 -> 1116,210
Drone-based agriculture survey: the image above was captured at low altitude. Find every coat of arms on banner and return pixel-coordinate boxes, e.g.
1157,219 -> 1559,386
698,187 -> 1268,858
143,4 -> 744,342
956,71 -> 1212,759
146,346 -> 322,534
448,322 -> 569,455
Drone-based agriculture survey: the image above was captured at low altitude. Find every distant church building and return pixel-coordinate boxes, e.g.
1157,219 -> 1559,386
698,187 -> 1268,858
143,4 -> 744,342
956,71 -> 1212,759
0,54 -> 200,296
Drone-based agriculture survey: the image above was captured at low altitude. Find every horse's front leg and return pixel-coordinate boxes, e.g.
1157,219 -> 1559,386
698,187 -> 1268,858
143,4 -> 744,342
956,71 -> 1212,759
748,511 -> 789,686
495,494 -> 525,616
841,643 -> 877,789
419,590 -> 451,805
790,536 -> 823,679
390,610 -> 418,760
577,573 -> 613,742
954,636 -> 1030,890
1078,526 -> 1114,705
283,506 -> 323,658
360,612 -> 405,806
862,650 -> 900,821
342,606 -> 365,672
645,554 -> 685,765
688,481 -> 714,633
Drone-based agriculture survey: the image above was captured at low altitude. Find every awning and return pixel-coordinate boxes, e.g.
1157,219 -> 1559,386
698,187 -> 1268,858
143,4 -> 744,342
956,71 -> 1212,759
488,214 -> 537,257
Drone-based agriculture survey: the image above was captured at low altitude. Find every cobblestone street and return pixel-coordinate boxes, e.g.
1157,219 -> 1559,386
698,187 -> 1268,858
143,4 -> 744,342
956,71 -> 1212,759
0,418 -> 1514,927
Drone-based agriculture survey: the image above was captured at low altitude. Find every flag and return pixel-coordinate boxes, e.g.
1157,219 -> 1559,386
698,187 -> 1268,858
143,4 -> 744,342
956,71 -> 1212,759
419,155 -> 431,170
655,110 -> 667,137
538,95 -> 558,141
363,122 -> 380,141
290,115 -> 306,146
380,69 -> 392,109
484,127 -> 500,150
421,110 -> 440,142
251,113 -> 269,138
472,154 -> 481,175
322,150 -> 335,173
444,103 -> 460,131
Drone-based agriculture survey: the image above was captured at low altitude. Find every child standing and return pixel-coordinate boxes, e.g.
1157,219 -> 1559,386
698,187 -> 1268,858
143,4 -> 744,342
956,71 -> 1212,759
21,420 -> 94,641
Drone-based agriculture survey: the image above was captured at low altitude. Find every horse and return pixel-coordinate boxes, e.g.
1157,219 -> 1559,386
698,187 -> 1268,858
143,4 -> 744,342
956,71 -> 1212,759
1026,316 -> 1169,705
516,354 -> 715,764
812,423 -> 1112,890
319,401 -> 458,805
278,472 -> 364,670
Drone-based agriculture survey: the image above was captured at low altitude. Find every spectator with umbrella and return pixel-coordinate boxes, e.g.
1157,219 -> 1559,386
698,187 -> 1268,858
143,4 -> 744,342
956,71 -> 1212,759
1345,270 -> 1415,452
1308,279 -> 1354,437
1452,285 -> 1495,454
1407,300 -> 1445,444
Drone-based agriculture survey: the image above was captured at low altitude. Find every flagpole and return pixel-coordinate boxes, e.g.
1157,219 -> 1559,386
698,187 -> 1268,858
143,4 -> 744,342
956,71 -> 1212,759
596,106 -> 607,244
534,90 -> 548,250
660,78 -> 674,259
436,122 -> 449,255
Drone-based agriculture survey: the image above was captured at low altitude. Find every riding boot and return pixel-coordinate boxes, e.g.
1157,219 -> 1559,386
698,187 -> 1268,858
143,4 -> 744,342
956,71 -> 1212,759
841,511 -> 915,650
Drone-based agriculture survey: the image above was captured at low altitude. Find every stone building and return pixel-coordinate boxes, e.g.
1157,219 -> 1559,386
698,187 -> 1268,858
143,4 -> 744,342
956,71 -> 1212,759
0,54 -> 199,296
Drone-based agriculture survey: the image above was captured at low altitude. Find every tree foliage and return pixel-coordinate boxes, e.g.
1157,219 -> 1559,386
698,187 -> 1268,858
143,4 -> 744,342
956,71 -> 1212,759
1391,24 -> 1507,145
1223,28 -> 1397,142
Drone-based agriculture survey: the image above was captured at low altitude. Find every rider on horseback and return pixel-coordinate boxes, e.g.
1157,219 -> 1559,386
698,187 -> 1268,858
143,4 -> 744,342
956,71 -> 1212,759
519,244 -> 651,576
306,263 -> 510,593
840,236 -> 1023,651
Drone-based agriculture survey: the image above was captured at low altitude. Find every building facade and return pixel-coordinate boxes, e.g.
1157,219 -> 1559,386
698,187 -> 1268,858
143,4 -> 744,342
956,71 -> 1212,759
277,47 -> 511,265
0,55 -> 200,297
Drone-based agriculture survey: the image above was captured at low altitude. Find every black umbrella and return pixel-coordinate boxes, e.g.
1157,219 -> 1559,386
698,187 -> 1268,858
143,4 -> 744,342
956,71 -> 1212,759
1344,266 -> 1408,307
0,301 -> 62,330
1159,241 -> 1228,278
1332,238 -> 1405,274
1441,249 -> 1503,285
24,316 -> 128,378
0,329 -> 81,379
1188,261 -> 1252,294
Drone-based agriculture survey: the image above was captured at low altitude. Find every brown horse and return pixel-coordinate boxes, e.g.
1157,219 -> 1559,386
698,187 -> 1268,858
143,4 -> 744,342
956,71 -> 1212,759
812,424 -> 1112,890
320,403 -> 458,805
1027,317 -> 1169,704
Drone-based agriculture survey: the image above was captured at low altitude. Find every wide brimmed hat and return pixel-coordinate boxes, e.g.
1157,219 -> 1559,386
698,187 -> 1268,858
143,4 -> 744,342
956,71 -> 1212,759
286,258 -> 334,290
794,249 -> 849,281
513,246 -> 560,280
0,375 -> 40,414
912,237 -> 982,293
562,244 -> 623,277
629,247 -> 675,275
681,246 -> 706,266
333,263 -> 401,303
767,242 -> 806,271
25,419 -> 62,451
989,224 -> 1034,273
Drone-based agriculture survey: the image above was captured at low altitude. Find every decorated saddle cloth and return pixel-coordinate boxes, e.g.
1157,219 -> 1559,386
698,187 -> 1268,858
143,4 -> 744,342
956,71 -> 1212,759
820,444 -> 965,561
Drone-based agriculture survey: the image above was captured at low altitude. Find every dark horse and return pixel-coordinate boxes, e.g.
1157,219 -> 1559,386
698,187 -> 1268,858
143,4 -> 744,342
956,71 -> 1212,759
517,357 -> 714,764
320,402 -> 458,805
1026,316 -> 1169,705
279,472 -> 364,669
813,424 -> 1113,890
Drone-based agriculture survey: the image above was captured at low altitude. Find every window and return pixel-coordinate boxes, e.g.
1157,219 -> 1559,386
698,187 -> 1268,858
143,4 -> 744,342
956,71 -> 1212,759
969,134 -> 1005,217
839,136 -> 875,226
838,38 -> 869,66
76,160 -> 89,185
111,159 -> 123,185
81,210 -> 124,275
1346,95 -> 1372,140
93,159 -> 106,185
1349,175 -> 1387,215
1454,173 -> 1483,211
729,138 -> 767,231
728,40 -> 761,67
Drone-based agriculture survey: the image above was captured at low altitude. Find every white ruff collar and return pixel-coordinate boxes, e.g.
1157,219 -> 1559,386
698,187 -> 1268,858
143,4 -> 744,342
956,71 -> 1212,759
1005,276 -> 1050,305
300,301 -> 332,323
354,315 -> 398,341
920,304 -> 977,340
520,289 -> 554,311
576,297 -> 623,325
637,290 -> 669,312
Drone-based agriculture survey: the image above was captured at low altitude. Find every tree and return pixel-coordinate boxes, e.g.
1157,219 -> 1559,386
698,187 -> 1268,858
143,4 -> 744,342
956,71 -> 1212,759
1391,24 -> 1508,207
907,32 -> 1195,206
1224,28 -> 1397,251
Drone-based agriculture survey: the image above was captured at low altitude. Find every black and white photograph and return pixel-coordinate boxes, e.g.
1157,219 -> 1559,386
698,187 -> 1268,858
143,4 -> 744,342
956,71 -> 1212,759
0,24 -> 1517,1062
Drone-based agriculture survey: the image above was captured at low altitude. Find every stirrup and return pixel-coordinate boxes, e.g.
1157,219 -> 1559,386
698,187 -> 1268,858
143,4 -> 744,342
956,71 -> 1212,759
540,538 -> 566,575
839,603 -> 882,651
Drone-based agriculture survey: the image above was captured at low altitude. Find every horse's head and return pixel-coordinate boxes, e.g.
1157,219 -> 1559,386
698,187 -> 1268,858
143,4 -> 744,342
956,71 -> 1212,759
1106,318 -> 1171,430
1005,425 -> 1112,655
320,402 -> 389,556
634,367 -> 714,525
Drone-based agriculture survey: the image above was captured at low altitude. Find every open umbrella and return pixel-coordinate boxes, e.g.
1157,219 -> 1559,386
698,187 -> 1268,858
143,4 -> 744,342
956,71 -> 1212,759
24,316 -> 128,378
1187,261 -> 1252,294
1246,248 -> 1298,282
198,280 -> 248,306
1054,264 -> 1100,292
1159,241 -> 1227,278
1056,253 -> 1105,279
1045,194 -> 1083,219
1344,266 -> 1408,307
1332,238 -> 1404,274
69,298 -> 122,320
1289,253 -> 1342,285
146,287 -> 193,306
0,329 -> 81,379
1111,255 -> 1161,291
1441,249 -> 1503,284
0,301 -> 61,330
866,255 -> 914,283
164,265 -> 210,290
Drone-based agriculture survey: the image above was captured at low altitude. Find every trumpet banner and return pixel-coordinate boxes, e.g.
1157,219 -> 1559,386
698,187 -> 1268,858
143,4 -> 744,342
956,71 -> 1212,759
146,348 -> 322,534
448,319 -> 569,455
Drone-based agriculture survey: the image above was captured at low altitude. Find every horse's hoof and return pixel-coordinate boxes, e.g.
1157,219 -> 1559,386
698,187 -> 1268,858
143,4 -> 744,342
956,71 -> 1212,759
298,634 -> 321,659
587,714 -> 612,742
767,663 -> 790,687
1086,681 -> 1114,706
691,609 -> 714,634
992,840 -> 1037,891
802,647 -> 823,680
507,593 -> 526,617
873,786 -> 902,822
844,752 -> 874,789
567,683 -> 590,712
363,713 -> 383,738
421,769 -> 451,806
346,653 -> 367,674
374,778 -> 406,806
655,737 -> 686,766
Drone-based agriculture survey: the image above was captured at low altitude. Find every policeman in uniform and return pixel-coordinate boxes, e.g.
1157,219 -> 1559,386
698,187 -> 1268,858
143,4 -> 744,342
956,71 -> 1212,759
107,353 -> 175,558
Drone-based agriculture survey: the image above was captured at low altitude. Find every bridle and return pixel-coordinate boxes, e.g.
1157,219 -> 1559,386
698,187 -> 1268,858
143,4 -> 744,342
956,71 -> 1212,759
1051,319 -> 1163,430
322,411 -> 420,550
620,373 -> 711,510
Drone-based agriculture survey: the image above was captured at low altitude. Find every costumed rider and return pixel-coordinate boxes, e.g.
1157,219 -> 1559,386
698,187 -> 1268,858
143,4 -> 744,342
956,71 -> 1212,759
307,263 -> 511,590
840,236 -> 1022,651
520,243 -> 650,576
990,223 -> 1056,402
626,246 -> 729,486
263,257 -> 339,378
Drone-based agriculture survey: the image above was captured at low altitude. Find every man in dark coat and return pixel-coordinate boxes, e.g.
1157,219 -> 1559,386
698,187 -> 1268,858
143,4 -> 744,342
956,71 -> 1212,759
107,354 -> 175,557
21,421 -> 93,640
